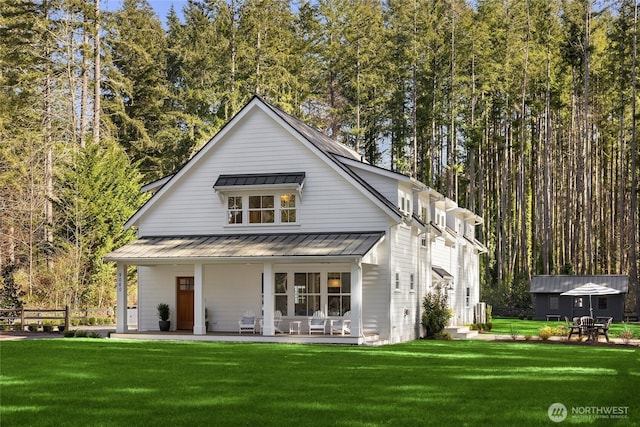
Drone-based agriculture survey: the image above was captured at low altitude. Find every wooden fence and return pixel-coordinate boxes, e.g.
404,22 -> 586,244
0,307 -> 116,331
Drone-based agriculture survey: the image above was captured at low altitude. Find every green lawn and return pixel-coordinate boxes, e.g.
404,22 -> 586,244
1,339 -> 638,426
490,317 -> 640,338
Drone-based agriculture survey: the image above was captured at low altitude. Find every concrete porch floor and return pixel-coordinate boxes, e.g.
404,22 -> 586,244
109,330 -> 379,345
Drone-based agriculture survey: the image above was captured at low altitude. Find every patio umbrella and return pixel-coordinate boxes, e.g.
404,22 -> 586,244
560,283 -> 621,318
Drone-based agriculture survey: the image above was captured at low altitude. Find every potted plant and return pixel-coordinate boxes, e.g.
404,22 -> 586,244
157,303 -> 170,331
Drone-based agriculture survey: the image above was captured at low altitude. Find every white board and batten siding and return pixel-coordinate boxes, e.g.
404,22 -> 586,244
137,108 -> 390,237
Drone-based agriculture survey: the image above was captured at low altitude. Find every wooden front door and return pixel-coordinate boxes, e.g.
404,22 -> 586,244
177,277 -> 194,330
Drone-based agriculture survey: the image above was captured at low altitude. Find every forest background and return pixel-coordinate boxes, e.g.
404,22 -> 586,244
1,0 -> 638,317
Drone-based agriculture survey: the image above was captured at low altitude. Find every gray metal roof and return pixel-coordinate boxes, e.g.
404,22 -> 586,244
214,172 -> 305,188
104,232 -> 385,263
530,275 -> 629,294
432,266 -> 453,279
264,101 -> 362,161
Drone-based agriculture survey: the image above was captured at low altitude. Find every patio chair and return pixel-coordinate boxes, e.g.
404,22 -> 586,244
259,310 -> 283,334
597,317 -> 613,342
330,311 -> 351,336
579,316 -> 595,341
308,310 -> 327,334
565,316 -> 581,340
238,311 -> 257,334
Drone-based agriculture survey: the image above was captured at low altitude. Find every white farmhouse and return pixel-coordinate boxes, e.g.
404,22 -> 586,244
105,96 -> 486,344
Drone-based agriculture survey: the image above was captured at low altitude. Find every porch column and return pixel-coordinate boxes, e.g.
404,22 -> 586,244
262,262 -> 274,336
116,263 -> 128,333
350,260 -> 362,337
193,263 -> 206,335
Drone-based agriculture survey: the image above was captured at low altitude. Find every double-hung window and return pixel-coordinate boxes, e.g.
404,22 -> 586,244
327,272 -> 351,316
294,273 -> 320,316
249,195 -> 275,224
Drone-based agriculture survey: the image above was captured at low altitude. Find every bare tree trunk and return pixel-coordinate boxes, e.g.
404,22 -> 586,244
93,0 -> 100,146
43,0 -> 53,270
543,31 -> 552,274
584,2 -> 593,273
631,1 -> 639,319
80,11 -> 89,148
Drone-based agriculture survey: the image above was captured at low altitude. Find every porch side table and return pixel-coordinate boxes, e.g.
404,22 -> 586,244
289,320 -> 302,335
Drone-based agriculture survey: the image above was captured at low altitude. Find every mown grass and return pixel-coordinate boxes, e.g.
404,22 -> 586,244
1,338 -> 638,426
490,317 -> 640,338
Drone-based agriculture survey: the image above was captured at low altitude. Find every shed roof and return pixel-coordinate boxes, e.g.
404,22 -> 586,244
214,172 -> 305,188
104,232 -> 385,263
530,275 -> 629,294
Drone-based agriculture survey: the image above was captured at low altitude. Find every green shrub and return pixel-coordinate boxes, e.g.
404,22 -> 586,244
421,290 -> 451,338
63,329 -> 76,338
538,326 -> 553,340
74,330 -> 87,338
71,319 -> 79,326
434,331 -> 453,340
13,322 -> 22,331
42,324 -> 54,332
524,335 -> 532,341
87,317 -> 97,326
27,324 -> 38,332
88,331 -> 103,338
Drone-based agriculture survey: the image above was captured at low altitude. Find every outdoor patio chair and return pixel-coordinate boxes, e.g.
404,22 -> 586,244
579,316 -> 595,340
597,317 -> 613,342
308,310 -> 327,334
566,316 -> 581,340
330,311 -> 351,336
259,310 -> 282,334
238,311 -> 257,334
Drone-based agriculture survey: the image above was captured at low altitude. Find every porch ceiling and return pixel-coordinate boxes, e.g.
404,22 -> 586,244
104,231 -> 385,263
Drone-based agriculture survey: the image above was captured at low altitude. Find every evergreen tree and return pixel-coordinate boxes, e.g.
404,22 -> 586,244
1,263 -> 25,312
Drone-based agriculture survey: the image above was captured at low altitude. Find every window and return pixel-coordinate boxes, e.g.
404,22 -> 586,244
395,272 -> 400,290
249,195 -> 274,223
280,194 -> 296,223
549,296 -> 559,311
275,272 -> 288,315
573,297 -> 583,308
598,297 -> 607,310
410,273 -> 415,291
227,196 -> 243,224
327,272 -> 351,316
227,193 -> 296,225
466,287 -> 470,307
294,273 -> 320,316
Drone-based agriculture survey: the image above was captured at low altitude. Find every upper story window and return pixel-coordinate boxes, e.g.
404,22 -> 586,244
249,195 -> 275,223
435,209 -> 445,228
214,172 -> 304,226
227,193 -> 296,225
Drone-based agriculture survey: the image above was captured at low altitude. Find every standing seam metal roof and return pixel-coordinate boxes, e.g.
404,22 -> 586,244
104,232 -> 385,262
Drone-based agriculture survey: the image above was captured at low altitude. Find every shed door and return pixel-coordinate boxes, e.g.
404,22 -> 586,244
177,277 -> 194,330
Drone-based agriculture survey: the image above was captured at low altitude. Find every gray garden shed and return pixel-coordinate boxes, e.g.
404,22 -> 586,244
530,275 -> 628,321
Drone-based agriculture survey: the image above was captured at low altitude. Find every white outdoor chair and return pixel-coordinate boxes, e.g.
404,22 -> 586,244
330,311 -> 351,336
308,310 -> 327,334
238,311 -> 257,334
259,310 -> 283,334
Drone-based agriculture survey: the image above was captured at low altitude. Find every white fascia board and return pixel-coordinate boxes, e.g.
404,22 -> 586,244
140,175 -> 174,193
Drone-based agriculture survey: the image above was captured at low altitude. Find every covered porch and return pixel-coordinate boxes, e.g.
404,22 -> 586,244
104,232 -> 386,343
